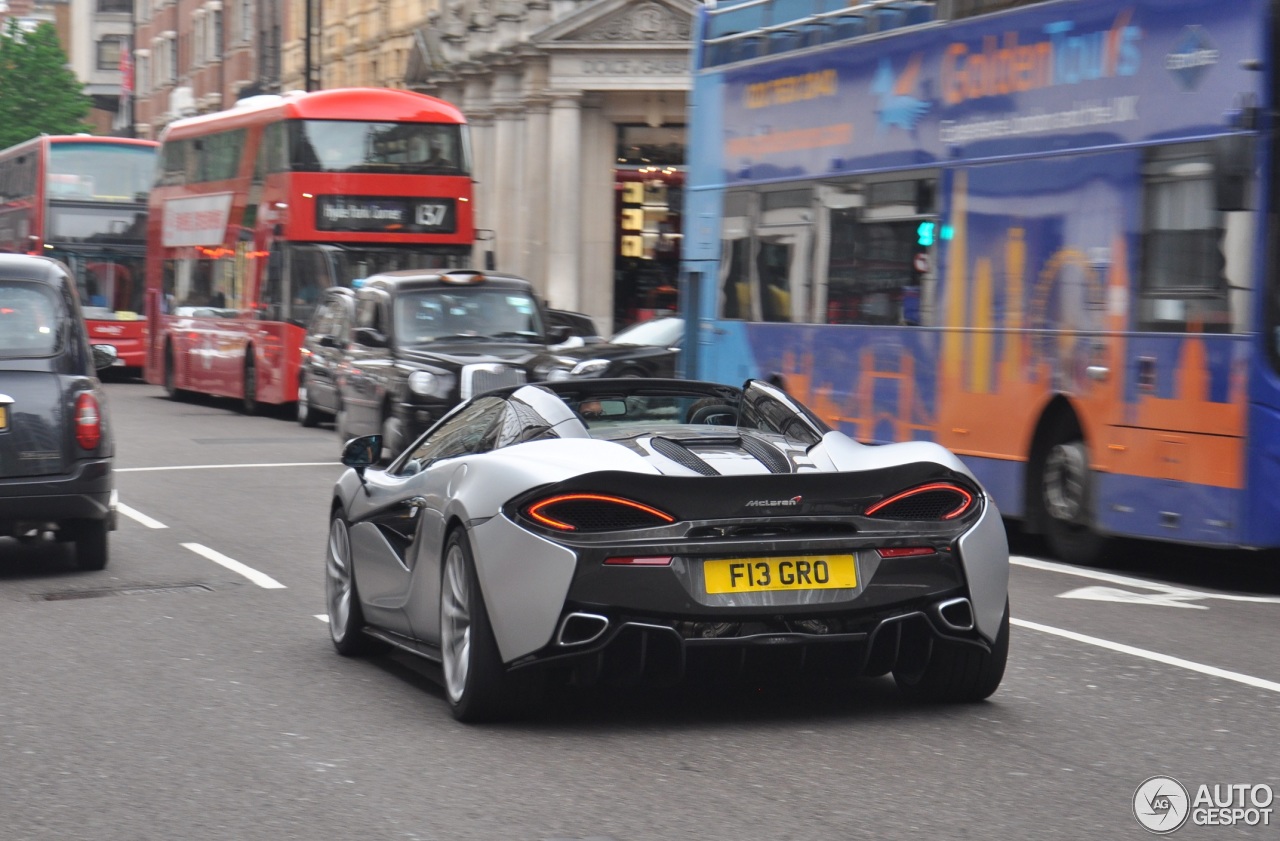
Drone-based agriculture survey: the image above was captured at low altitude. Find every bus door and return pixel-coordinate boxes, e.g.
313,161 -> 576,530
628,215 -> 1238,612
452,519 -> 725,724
752,189 -> 812,324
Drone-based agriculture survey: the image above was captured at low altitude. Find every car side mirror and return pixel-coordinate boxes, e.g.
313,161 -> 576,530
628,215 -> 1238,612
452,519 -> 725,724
342,434 -> 383,477
91,344 -> 118,371
352,327 -> 387,348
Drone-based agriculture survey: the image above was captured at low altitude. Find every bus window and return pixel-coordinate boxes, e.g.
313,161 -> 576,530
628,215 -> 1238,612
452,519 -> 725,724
289,244 -> 336,326
820,177 -> 935,326
1139,143 -> 1237,333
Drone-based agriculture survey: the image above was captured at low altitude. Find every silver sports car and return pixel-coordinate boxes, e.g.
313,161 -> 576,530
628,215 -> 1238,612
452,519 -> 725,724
326,378 -> 1010,721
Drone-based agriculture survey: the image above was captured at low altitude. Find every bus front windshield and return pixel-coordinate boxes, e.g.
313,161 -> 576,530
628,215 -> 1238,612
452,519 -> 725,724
280,244 -> 471,326
288,120 -> 469,175
47,143 -> 156,203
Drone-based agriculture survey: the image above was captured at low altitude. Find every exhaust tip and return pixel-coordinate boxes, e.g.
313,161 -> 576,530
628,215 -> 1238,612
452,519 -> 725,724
556,612 -> 609,647
934,597 -> 975,632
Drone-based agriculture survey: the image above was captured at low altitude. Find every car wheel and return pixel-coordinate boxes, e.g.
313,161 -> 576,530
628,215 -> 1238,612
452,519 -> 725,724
893,601 -> 1009,703
297,376 -> 319,427
440,529 -> 540,722
72,519 -> 109,571
242,355 -> 259,415
326,510 -> 376,656
1041,438 -> 1110,565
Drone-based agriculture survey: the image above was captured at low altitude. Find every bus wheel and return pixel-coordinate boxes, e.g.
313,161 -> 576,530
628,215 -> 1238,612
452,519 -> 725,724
1040,438 -> 1109,565
297,376 -> 319,427
163,345 -> 184,401
242,355 -> 259,415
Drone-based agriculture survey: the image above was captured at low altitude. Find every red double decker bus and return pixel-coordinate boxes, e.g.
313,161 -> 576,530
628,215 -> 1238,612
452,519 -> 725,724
0,135 -> 158,371
143,87 -> 475,411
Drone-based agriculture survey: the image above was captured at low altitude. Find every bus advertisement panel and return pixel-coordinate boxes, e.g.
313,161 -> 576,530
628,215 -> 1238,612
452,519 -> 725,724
143,87 -> 475,411
0,136 -> 158,369
682,0 -> 1275,562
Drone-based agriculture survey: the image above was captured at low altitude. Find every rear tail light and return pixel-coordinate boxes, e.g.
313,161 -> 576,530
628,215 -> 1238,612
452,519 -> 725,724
525,494 -> 675,532
876,547 -> 937,559
864,482 -> 975,521
604,556 -> 674,566
74,392 -> 102,450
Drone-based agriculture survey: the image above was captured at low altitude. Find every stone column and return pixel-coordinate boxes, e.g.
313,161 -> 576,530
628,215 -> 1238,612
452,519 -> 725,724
578,97 -> 615,333
460,64 -> 494,268
521,96 -> 550,294
546,93 -> 582,309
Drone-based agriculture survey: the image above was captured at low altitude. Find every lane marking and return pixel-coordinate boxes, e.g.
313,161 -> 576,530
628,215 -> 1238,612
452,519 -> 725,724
116,503 -> 168,529
182,543 -> 287,589
118,462 -> 338,473
1057,585 -> 1208,609
1012,555 -> 1280,604
1013,617 -> 1280,694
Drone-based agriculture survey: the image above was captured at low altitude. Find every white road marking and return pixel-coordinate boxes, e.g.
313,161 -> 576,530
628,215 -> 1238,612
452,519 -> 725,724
1012,555 -> 1280,604
117,462 -> 338,473
116,503 -> 168,529
182,543 -> 287,589
1057,585 -> 1209,609
1013,617 -> 1280,693
315,614 -> 328,622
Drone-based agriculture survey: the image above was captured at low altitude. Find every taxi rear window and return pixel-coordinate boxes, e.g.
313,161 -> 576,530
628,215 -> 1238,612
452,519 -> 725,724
0,281 -> 65,358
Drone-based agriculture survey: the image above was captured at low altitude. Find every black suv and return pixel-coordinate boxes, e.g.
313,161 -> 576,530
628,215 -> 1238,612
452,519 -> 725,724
333,270 -> 566,456
1,254 -> 119,570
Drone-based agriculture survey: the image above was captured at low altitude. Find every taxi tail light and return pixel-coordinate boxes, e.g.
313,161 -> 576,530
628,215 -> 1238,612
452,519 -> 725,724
864,482 -> 975,521
524,494 -> 675,532
74,392 -> 102,450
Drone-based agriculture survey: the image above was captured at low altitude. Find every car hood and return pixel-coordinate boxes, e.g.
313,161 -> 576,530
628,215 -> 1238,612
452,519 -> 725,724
0,370 -> 73,478
554,343 -> 671,363
396,342 -> 545,369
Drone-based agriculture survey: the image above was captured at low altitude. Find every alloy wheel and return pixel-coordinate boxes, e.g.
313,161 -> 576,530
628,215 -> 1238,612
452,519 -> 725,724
326,516 -> 354,641
441,542 -> 473,704
1043,441 -> 1087,523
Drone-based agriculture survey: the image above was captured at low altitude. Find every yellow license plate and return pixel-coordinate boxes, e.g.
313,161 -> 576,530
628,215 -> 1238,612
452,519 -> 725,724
704,554 -> 857,594
0,405 -> 7,431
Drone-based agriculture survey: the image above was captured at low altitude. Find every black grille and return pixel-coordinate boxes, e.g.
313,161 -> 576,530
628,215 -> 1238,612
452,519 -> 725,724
651,437 -> 720,476
531,499 -> 671,531
738,435 -> 793,474
867,488 -> 969,520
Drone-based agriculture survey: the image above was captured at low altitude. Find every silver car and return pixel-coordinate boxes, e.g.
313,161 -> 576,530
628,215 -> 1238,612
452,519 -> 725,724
326,378 -> 1010,721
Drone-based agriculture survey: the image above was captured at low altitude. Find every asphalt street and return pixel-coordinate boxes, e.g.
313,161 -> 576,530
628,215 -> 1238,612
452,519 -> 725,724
2,380 -> 1277,841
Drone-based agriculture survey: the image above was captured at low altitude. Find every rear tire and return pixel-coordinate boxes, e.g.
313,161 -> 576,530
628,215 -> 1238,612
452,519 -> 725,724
297,376 -> 319,427
893,602 -> 1009,703
72,520 -> 109,571
163,345 -> 184,401
440,529 -> 541,722
242,354 -> 259,415
326,510 -> 376,656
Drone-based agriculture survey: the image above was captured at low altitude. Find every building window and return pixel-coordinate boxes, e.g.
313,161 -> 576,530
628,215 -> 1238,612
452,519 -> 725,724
211,9 -> 223,58
98,0 -> 132,12
97,36 -> 128,71
135,51 -> 151,96
168,35 -> 178,83
241,0 -> 254,43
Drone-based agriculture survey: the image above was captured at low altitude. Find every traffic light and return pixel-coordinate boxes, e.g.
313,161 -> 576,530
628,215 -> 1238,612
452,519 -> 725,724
916,221 -> 936,247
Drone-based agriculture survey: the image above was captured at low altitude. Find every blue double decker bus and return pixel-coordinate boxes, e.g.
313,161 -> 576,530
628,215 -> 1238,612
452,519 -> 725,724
681,0 -> 1279,563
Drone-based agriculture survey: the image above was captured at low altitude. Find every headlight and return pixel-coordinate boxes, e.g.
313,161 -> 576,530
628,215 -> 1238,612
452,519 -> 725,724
570,359 -> 610,378
534,357 -> 574,381
408,369 -> 454,397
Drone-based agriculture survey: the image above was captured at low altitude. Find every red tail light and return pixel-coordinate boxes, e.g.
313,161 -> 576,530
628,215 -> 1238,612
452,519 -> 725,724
876,547 -> 938,559
864,482 -> 975,521
525,494 -> 675,532
74,392 -> 102,450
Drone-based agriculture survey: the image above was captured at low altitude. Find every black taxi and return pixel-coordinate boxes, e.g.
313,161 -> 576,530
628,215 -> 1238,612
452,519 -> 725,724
1,254 -> 118,570
333,270 -> 567,457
